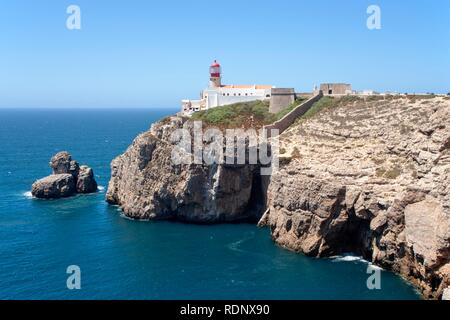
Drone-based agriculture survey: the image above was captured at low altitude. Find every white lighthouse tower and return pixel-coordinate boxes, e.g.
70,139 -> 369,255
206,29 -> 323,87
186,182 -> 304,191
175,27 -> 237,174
209,60 -> 222,88
181,60 -> 274,115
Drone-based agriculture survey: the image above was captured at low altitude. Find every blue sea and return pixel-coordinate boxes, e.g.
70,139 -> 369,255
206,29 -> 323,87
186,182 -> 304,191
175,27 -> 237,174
0,108 -> 420,300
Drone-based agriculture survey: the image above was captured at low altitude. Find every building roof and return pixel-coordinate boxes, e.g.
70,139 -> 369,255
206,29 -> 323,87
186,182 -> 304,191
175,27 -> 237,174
221,85 -> 272,89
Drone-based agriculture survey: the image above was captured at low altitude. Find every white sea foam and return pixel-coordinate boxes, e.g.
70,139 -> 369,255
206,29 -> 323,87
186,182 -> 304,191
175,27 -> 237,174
368,263 -> 384,271
98,186 -> 105,192
330,254 -> 385,270
119,212 -> 150,222
23,191 -> 33,199
331,254 -> 367,263
227,238 -> 246,253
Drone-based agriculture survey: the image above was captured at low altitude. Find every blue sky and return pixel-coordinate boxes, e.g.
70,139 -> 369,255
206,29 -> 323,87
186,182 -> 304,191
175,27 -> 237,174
0,0 -> 449,108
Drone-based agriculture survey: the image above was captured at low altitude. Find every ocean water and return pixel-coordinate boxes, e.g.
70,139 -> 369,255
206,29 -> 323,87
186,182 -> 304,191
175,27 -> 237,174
0,108 -> 420,300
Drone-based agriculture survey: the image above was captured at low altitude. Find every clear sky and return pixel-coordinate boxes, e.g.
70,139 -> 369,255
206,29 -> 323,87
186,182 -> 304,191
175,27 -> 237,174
1,0 -> 449,108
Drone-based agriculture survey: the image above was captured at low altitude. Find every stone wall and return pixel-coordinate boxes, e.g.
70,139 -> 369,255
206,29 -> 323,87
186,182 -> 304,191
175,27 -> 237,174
269,88 -> 296,113
320,83 -> 352,95
264,91 -> 323,137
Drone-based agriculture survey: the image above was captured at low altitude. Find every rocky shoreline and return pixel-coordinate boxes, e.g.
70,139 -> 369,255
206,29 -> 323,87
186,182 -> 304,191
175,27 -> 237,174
32,152 -> 98,199
106,96 -> 450,299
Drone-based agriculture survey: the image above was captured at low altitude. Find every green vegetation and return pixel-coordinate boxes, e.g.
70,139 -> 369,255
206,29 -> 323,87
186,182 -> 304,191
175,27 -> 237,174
275,98 -> 308,120
189,93 -> 443,131
407,94 -> 436,103
375,168 -> 386,177
295,95 -> 371,124
372,157 -> 386,165
376,166 -> 402,179
291,147 -> 301,159
191,100 -> 275,129
190,98 -> 309,129
385,166 -> 402,179
299,96 -> 336,121
189,94 -> 379,129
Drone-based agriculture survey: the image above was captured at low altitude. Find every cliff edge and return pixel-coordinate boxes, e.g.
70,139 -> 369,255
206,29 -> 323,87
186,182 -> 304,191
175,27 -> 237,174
259,96 -> 450,299
106,117 -> 267,222
106,95 -> 450,299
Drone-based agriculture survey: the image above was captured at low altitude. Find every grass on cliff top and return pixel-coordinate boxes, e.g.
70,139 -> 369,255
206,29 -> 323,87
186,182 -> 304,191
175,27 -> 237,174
191,100 -> 273,129
190,98 -> 306,129
295,96 -> 367,123
299,96 -> 336,121
274,97 -> 308,120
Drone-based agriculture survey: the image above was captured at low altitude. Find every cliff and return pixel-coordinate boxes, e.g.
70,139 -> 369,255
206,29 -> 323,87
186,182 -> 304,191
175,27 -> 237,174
259,96 -> 450,299
106,117 -> 267,222
106,95 -> 450,299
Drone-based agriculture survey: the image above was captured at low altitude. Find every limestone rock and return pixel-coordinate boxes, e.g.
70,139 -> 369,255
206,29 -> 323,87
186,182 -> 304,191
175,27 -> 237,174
105,96 -> 450,298
76,165 -> 98,193
106,116 -> 266,223
31,174 -> 76,199
32,152 -> 97,199
50,152 -> 73,175
261,96 -> 450,299
404,196 -> 450,268
443,287 -> 450,300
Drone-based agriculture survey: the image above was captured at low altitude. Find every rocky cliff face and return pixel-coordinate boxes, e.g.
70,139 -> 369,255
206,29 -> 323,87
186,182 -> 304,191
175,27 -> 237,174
106,96 -> 450,299
106,117 -> 267,222
259,96 -> 450,299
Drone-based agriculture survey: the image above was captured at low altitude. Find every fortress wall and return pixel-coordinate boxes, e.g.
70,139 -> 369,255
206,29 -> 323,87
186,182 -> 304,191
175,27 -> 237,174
269,88 -> 296,113
320,83 -> 352,95
264,91 -> 323,137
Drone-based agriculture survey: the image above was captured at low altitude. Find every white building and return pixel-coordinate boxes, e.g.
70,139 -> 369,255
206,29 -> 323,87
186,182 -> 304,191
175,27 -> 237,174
182,60 -> 273,115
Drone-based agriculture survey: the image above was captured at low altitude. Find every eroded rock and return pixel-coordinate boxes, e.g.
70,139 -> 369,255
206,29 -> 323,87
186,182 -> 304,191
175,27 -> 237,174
31,174 -> 76,199
31,152 -> 97,199
76,165 -> 98,193
261,96 -> 450,299
443,287 -> 450,300
106,117 -> 266,223
404,196 -> 450,268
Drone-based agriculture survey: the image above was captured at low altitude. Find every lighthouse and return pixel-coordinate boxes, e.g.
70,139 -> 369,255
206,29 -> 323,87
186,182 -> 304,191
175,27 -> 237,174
181,60 -> 273,115
209,60 -> 222,88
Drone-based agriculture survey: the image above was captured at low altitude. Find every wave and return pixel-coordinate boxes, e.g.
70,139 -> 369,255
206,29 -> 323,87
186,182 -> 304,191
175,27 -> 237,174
23,191 -> 33,199
119,212 -> 151,222
226,233 -> 255,253
368,263 -> 384,271
227,238 -> 246,253
330,254 -> 385,271
98,186 -> 105,192
331,255 -> 365,263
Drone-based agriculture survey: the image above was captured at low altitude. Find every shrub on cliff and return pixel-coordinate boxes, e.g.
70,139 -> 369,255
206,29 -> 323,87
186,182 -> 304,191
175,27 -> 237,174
191,100 -> 276,129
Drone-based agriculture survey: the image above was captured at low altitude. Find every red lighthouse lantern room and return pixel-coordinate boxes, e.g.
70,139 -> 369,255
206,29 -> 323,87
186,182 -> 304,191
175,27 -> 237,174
210,60 -> 221,78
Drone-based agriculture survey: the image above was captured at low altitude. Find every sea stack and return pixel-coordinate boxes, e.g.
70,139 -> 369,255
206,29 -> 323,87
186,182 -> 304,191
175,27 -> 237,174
31,151 -> 98,199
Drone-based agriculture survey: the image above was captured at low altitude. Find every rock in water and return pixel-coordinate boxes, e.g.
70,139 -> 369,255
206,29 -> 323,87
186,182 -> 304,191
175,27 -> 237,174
31,174 -> 76,199
76,165 -> 98,193
50,151 -> 80,177
31,152 -> 98,199
50,152 -> 71,174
